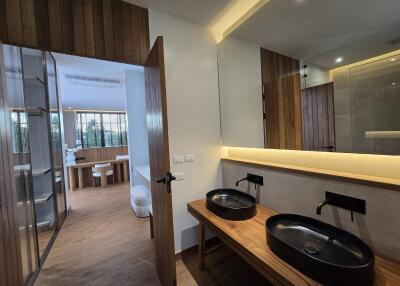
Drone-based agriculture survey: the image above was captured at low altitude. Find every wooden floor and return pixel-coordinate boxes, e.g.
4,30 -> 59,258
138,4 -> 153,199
35,184 -> 159,286
35,184 -> 269,286
37,229 -> 55,258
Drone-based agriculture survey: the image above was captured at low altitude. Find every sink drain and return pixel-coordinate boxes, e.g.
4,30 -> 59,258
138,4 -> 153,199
303,244 -> 319,255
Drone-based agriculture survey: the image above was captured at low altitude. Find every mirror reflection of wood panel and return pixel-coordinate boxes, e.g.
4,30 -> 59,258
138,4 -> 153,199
301,82 -> 336,151
261,48 -> 302,150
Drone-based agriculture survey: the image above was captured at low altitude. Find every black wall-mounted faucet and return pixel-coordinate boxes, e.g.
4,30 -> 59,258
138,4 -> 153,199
316,199 -> 330,215
316,191 -> 366,221
235,173 -> 263,189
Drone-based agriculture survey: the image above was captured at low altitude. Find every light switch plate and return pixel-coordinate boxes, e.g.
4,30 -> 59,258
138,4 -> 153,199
174,172 -> 185,181
184,154 -> 195,162
173,155 -> 184,164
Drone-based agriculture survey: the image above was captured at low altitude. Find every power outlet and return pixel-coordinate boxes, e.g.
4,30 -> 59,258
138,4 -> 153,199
173,155 -> 184,164
174,172 -> 185,181
184,154 -> 195,162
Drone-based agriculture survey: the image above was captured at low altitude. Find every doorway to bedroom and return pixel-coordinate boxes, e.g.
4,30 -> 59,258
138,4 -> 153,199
36,52 -> 156,285
53,53 -> 151,216
0,43 -> 156,285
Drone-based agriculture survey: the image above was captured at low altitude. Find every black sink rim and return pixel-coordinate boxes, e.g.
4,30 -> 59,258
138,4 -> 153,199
206,188 -> 256,210
266,213 -> 375,269
206,188 -> 256,221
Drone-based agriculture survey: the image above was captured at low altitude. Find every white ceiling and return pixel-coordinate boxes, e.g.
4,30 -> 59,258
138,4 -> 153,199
53,53 -> 143,111
230,0 -> 400,69
123,0 -> 233,27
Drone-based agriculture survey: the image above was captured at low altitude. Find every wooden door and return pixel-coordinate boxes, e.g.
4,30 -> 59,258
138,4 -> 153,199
261,48 -> 303,150
145,36 -> 176,286
301,82 -> 336,151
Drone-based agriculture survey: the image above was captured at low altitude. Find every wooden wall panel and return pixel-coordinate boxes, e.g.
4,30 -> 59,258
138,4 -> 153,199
111,0 -> 123,62
21,0 -> 37,47
0,0 -> 149,65
301,82 -> 336,151
138,8 -> 150,64
34,0 -> 51,50
122,1 -> 133,62
261,48 -> 302,150
92,0 -> 104,58
0,0 -> 9,42
5,0 -> 23,44
82,0 -> 95,57
102,0 -> 114,60
72,0 -> 85,55
60,0 -> 74,53
48,0 -> 63,51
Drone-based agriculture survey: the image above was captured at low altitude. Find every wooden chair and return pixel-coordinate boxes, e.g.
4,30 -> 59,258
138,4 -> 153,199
92,163 -> 114,187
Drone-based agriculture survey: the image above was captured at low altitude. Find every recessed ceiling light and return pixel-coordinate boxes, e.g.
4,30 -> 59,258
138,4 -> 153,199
390,58 -> 397,62
335,57 -> 343,63
392,82 -> 396,86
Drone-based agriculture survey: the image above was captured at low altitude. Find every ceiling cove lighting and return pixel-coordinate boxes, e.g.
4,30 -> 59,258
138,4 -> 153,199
210,0 -> 270,43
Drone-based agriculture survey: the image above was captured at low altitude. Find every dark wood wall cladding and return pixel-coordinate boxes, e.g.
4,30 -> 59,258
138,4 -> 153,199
0,0 -> 150,65
301,82 -> 336,151
261,48 -> 303,150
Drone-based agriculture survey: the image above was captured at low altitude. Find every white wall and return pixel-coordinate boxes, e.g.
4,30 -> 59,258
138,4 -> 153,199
222,160 -> 400,260
218,36 -> 264,148
149,10 -> 223,252
125,70 -> 149,187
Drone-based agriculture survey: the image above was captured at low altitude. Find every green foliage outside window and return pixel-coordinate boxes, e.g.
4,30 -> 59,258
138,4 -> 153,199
76,112 -> 128,149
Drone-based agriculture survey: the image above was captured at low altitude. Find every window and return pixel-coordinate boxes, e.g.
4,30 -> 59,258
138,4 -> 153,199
76,112 -> 128,148
50,112 -> 62,151
11,110 -> 29,153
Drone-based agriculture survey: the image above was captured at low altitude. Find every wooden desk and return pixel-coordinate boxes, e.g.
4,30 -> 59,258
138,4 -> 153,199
188,199 -> 400,286
67,159 -> 129,190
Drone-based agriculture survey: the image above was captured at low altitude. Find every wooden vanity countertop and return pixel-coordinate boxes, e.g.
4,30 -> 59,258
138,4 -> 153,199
187,199 -> 400,286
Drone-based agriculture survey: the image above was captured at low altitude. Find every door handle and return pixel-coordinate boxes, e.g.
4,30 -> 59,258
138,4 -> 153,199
156,172 -> 176,184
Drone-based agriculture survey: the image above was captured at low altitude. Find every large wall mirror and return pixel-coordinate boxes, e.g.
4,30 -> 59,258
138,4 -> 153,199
218,0 -> 400,155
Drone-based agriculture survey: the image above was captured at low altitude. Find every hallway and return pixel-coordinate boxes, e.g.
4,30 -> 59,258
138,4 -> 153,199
35,184 -> 160,286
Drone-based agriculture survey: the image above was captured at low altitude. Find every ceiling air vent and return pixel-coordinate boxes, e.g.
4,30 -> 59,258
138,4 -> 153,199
64,73 -> 123,88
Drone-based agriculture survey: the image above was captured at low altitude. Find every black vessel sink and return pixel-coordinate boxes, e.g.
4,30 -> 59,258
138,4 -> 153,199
206,188 -> 256,220
266,214 -> 374,285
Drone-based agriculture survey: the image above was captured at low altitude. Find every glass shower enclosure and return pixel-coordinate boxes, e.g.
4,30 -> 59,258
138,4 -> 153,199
0,44 -> 67,284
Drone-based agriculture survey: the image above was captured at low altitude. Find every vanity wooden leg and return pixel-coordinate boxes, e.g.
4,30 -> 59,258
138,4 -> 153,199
78,167 -> 84,189
198,223 -> 206,270
117,164 -> 122,183
68,167 -> 75,191
100,169 -> 107,188
123,161 -> 129,182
